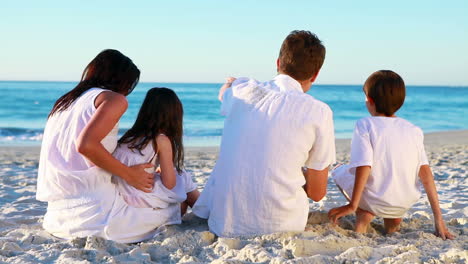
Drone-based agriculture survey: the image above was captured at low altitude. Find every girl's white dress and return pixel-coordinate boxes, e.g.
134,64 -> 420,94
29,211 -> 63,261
112,141 -> 197,209
333,116 -> 429,218
37,88 -> 195,243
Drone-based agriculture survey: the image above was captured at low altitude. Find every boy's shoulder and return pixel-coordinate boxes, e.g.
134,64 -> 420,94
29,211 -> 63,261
396,118 -> 424,136
356,116 -> 424,135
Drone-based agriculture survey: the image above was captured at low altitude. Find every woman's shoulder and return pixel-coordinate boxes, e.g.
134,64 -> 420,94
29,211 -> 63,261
94,89 -> 128,108
75,88 -> 127,112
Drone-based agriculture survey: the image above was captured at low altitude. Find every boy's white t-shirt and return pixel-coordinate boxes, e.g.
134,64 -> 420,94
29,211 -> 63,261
338,116 -> 429,218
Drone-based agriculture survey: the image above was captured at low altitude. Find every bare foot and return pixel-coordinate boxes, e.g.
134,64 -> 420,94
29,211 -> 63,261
384,218 -> 402,234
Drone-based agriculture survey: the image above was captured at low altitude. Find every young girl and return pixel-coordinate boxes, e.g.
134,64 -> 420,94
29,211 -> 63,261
113,87 -> 200,219
328,70 -> 454,239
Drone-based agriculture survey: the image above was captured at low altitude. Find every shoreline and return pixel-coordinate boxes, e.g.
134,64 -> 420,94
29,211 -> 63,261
2,129 -> 467,153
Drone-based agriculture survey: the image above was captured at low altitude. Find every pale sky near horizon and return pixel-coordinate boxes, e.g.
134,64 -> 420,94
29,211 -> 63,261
1,1 -> 467,85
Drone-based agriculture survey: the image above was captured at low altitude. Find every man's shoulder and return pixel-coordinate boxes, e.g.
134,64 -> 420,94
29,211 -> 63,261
231,77 -> 260,90
300,95 -> 333,116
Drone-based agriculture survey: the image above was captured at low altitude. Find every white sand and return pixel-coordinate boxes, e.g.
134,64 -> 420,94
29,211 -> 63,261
0,130 -> 466,263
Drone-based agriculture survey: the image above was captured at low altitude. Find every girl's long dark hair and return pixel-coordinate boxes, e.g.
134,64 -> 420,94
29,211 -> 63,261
48,49 -> 140,118
119,87 -> 184,172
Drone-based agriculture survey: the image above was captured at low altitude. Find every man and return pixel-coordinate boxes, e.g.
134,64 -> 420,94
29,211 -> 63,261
193,30 -> 336,237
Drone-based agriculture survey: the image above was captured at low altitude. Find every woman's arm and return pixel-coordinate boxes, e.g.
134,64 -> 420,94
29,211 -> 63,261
328,166 -> 371,224
156,134 -> 177,190
419,165 -> 454,240
76,91 -> 154,192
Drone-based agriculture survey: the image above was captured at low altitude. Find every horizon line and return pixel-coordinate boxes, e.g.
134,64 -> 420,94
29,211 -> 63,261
0,79 -> 467,88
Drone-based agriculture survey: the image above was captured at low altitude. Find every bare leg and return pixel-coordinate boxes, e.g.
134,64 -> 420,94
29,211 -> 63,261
185,189 -> 200,208
384,218 -> 402,234
355,208 -> 374,233
181,202 -> 189,216
180,189 -> 200,216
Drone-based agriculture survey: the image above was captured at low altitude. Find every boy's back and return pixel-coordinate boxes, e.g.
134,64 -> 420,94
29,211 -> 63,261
349,116 -> 429,217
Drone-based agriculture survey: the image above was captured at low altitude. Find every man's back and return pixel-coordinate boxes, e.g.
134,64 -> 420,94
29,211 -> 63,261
196,75 -> 335,237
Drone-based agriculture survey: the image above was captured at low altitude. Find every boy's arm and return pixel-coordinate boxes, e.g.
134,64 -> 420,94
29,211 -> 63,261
303,167 -> 328,202
328,166 -> 371,224
419,165 -> 455,240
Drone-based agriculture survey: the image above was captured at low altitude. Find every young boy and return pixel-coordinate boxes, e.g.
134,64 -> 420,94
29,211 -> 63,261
328,70 -> 454,239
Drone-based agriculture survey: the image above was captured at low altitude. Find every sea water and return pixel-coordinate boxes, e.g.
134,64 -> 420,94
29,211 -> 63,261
0,81 -> 467,146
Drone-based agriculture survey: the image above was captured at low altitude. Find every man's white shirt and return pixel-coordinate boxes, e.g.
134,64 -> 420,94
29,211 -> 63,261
193,74 -> 336,237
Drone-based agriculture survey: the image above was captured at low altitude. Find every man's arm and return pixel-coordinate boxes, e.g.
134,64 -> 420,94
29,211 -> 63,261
218,77 -> 236,101
303,167 -> 328,201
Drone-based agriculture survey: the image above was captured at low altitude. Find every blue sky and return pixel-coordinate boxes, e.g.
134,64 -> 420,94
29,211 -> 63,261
1,1 -> 467,85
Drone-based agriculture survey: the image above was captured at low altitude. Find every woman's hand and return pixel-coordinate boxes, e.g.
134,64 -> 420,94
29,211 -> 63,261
328,204 -> 355,224
125,163 -> 155,192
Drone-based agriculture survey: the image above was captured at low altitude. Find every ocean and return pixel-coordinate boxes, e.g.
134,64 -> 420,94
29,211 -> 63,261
1,81 -> 467,146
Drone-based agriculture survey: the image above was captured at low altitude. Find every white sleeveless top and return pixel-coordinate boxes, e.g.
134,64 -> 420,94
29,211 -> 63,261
37,88 -> 119,201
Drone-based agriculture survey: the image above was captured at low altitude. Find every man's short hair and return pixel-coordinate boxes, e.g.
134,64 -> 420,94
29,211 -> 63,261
278,30 -> 326,81
364,70 -> 406,116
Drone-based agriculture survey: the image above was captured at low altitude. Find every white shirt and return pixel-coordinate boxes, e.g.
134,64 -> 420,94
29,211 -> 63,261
193,74 -> 336,237
348,116 -> 428,217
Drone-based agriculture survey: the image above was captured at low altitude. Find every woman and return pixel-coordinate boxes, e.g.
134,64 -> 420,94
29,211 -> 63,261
37,49 -> 177,243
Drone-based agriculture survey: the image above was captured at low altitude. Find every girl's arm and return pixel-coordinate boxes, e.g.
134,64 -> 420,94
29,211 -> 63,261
76,91 -> 154,192
419,165 -> 455,240
156,134 -> 177,189
218,77 -> 236,101
328,166 -> 371,224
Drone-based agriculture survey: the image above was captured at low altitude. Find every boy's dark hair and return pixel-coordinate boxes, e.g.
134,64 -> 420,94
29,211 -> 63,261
278,30 -> 326,81
364,70 -> 406,116
118,87 -> 184,173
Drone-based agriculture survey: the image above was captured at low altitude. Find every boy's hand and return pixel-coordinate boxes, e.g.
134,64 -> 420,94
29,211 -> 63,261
328,204 -> 355,224
434,218 -> 455,240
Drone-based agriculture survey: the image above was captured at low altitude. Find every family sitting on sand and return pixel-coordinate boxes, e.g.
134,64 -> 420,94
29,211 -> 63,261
36,30 -> 454,243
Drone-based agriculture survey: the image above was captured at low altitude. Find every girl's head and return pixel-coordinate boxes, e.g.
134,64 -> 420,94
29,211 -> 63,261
119,87 -> 184,172
49,49 -> 140,117
363,70 -> 405,117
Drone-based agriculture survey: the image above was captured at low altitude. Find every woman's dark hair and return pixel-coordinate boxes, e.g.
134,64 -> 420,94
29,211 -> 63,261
48,49 -> 140,117
119,87 -> 184,172
364,70 -> 406,116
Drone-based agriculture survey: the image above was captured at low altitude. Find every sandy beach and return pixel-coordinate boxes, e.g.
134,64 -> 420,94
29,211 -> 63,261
0,130 -> 466,263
